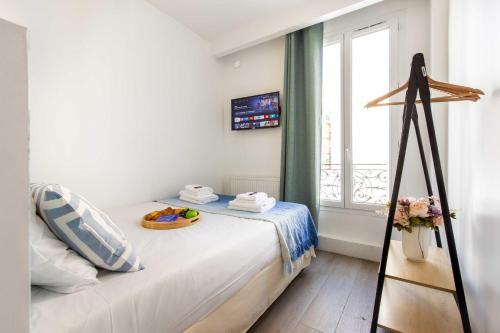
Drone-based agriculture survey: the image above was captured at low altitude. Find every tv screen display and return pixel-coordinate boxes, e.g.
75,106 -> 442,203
231,92 -> 280,130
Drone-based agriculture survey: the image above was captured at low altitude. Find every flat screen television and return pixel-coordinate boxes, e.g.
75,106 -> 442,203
231,91 -> 280,130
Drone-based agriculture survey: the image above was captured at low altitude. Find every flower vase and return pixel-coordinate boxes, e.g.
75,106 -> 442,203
402,226 -> 431,262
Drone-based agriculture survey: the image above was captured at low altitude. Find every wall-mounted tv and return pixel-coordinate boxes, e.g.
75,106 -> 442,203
231,91 -> 280,130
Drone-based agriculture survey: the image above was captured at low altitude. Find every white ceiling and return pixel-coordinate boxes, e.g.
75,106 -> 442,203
147,0 -> 308,40
147,0 -> 381,56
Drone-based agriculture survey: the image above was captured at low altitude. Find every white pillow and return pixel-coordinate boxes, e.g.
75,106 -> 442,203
32,183 -> 144,272
30,200 -> 99,293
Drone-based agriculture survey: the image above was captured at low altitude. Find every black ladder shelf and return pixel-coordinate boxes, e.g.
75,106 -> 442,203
370,53 -> 472,333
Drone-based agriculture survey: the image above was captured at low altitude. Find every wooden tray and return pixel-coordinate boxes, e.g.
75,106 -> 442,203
142,216 -> 200,230
141,207 -> 200,230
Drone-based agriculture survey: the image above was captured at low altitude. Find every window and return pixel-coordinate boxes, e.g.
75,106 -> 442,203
321,20 -> 396,209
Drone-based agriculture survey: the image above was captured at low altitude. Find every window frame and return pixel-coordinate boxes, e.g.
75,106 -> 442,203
321,32 -> 345,209
321,17 -> 399,211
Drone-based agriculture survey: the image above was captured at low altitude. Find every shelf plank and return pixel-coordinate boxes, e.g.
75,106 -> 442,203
378,279 -> 463,333
385,240 -> 455,293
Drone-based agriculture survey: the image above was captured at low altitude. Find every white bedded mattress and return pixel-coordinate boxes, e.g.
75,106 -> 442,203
31,202 -> 281,333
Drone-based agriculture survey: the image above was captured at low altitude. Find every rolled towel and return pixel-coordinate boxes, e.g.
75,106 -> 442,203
236,192 -> 268,203
184,185 -> 214,196
179,193 -> 219,205
228,197 -> 276,213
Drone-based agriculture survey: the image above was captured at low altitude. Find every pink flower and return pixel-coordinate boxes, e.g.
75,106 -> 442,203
393,205 -> 409,226
398,197 -> 411,206
430,196 -> 441,209
409,200 -> 429,217
432,215 -> 444,226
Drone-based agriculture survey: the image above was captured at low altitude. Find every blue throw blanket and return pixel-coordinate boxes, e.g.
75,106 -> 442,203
157,195 -> 319,273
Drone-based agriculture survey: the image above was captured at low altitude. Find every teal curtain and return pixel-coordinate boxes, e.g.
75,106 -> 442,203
280,23 -> 323,226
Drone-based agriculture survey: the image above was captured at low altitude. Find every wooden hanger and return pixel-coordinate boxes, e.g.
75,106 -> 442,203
365,76 -> 484,108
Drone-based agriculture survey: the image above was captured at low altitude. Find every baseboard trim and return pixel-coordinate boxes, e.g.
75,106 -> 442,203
318,233 -> 382,262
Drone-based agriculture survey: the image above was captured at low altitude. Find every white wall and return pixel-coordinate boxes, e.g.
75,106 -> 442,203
218,37 -> 285,192
448,0 -> 500,331
218,0 -> 435,260
0,0 -> 224,208
429,0 -> 449,186
0,17 -> 29,333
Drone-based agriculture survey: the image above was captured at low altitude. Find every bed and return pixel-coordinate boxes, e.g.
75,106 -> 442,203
31,201 -> 314,333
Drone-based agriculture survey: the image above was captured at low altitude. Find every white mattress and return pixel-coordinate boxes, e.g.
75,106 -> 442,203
31,202 -> 281,333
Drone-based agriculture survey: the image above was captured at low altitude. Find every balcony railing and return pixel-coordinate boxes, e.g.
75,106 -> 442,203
321,163 -> 389,205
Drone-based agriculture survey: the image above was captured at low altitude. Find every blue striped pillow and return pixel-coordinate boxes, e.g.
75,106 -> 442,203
31,184 -> 144,272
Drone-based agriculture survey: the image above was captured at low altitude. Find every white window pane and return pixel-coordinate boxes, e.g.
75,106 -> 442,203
321,42 -> 342,202
351,29 -> 390,205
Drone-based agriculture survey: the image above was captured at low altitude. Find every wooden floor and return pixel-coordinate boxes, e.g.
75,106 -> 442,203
248,251 -> 381,333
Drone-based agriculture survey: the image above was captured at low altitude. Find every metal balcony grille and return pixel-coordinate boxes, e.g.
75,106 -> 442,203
320,163 -> 389,205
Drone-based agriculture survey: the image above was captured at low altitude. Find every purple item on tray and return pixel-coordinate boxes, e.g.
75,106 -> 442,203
156,214 -> 179,222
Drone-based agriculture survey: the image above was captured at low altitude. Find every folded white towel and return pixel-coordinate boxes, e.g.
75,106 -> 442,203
179,189 -> 215,200
179,194 -> 219,205
228,197 -> 276,213
236,192 -> 268,203
184,185 -> 214,196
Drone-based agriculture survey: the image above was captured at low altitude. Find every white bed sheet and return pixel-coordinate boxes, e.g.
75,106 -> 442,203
31,202 -> 280,333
